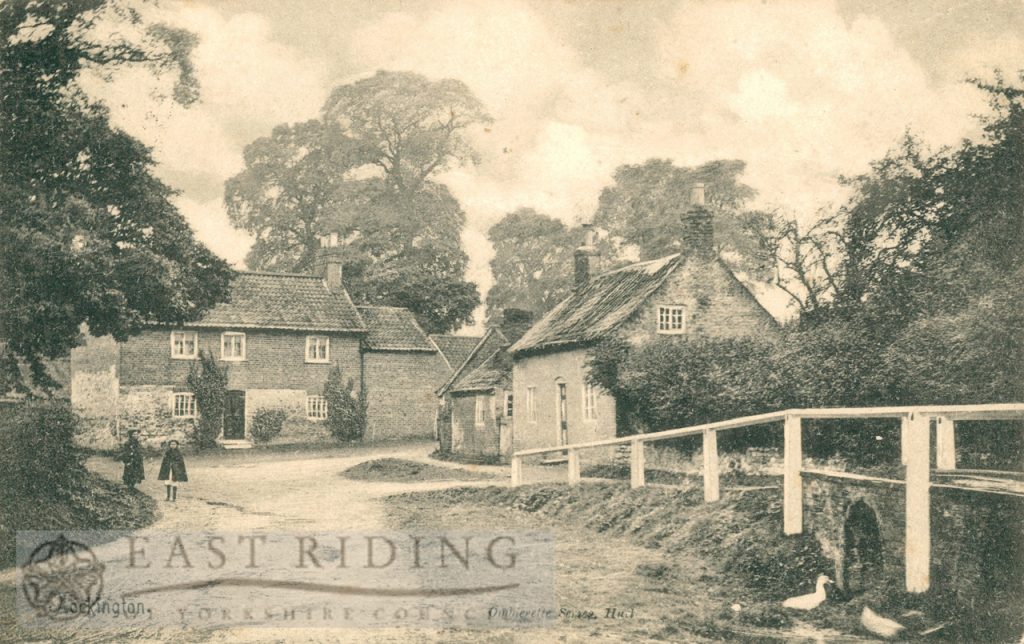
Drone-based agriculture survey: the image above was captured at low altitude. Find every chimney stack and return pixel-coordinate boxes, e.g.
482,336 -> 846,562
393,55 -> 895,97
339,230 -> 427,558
314,233 -> 344,292
682,182 -> 714,260
574,224 -> 598,287
499,308 -> 533,344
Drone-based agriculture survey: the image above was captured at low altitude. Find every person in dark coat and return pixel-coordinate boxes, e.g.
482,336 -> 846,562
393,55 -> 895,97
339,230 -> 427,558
120,430 -> 145,488
157,440 -> 188,502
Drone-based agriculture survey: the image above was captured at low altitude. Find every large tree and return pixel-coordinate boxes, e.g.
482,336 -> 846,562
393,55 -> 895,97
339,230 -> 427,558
0,0 -> 233,390
226,71 -> 488,334
322,71 -> 491,195
485,209 -> 576,323
593,159 -> 764,273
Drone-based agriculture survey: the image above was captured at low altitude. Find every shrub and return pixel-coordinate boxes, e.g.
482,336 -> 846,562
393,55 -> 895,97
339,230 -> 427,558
186,350 -> 227,449
0,399 -> 87,498
324,367 -> 367,441
249,408 -> 287,444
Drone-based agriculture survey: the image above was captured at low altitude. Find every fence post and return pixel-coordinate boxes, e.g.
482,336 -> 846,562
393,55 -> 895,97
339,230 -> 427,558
630,438 -> 645,488
783,415 -> 803,535
567,449 -> 580,486
935,416 -> 956,470
904,411 -> 931,593
703,430 -> 720,502
510,455 -> 522,487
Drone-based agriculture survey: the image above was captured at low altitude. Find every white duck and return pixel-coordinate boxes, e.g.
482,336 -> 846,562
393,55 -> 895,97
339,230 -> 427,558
782,574 -> 831,610
861,606 -> 906,639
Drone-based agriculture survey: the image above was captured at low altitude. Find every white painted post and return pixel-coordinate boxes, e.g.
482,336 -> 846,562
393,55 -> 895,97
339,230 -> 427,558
703,430 -> 720,502
630,438 -> 646,488
567,449 -> 580,486
783,415 -> 803,535
510,456 -> 522,487
904,411 -> 931,593
900,415 -> 909,465
935,416 -> 956,471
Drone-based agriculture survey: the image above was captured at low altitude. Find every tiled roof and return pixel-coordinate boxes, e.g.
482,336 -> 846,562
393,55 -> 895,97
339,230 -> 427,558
450,348 -> 512,394
186,272 -> 366,333
508,254 -> 684,355
357,306 -> 436,352
436,328 -> 508,396
430,334 -> 483,370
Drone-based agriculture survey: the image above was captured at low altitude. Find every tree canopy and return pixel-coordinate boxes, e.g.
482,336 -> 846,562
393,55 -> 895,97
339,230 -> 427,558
1,0 -> 232,391
586,72 -> 1024,466
485,209 -> 576,323
593,158 -> 764,272
226,71 -> 488,334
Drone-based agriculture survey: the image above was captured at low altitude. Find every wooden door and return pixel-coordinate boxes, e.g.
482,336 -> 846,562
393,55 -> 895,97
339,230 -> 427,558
557,382 -> 568,446
224,390 -> 246,440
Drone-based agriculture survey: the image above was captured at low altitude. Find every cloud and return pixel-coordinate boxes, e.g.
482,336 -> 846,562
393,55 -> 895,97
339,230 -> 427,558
175,198 -> 253,269
77,0 -> 1015,330
80,1 -> 332,256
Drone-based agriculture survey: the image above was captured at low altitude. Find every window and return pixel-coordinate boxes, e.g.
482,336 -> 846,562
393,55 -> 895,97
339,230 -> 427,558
475,395 -> 488,426
172,393 -> 195,418
306,336 -> 330,363
220,332 -> 246,361
657,305 -> 686,334
306,395 -> 327,420
504,392 -> 513,418
526,387 -> 537,423
170,331 -> 197,359
583,383 -> 598,420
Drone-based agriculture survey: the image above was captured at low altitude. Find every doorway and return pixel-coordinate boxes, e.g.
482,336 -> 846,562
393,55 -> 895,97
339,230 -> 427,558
557,382 -> 568,447
224,390 -> 246,440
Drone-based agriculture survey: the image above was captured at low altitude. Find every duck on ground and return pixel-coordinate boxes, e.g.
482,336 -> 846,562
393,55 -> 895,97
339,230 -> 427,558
782,574 -> 832,610
861,606 -> 906,639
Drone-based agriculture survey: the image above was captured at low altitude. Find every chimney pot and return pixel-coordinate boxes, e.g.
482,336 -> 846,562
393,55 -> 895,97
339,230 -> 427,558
574,224 -> 599,287
690,182 -> 705,207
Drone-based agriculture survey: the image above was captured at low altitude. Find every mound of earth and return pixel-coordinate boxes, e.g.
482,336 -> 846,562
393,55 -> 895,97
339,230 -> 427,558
341,458 -> 496,483
0,472 -> 158,568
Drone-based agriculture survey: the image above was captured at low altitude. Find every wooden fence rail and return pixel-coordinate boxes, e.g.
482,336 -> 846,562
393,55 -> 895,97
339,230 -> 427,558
509,403 -> 1024,593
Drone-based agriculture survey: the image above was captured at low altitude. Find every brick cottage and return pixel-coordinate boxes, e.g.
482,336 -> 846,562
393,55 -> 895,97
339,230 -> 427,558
70,236 -> 453,449
508,184 -> 781,458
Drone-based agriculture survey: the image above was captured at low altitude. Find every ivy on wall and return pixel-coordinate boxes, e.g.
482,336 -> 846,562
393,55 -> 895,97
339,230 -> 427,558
186,350 -> 227,449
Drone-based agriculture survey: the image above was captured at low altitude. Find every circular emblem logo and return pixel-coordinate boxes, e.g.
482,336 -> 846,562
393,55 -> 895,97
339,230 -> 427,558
21,534 -> 105,620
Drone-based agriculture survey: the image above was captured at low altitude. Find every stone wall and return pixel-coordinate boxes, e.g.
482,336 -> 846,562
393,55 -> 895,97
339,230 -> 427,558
116,385 -> 195,449
362,351 -> 450,441
617,257 -> 779,345
245,388 -> 331,444
70,333 -> 120,448
803,472 -> 1024,600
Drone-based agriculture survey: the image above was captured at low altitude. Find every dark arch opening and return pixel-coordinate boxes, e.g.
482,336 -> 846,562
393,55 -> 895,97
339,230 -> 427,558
843,500 -> 884,594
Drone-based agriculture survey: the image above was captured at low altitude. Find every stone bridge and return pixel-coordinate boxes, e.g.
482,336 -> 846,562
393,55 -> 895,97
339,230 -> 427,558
804,470 -> 1024,601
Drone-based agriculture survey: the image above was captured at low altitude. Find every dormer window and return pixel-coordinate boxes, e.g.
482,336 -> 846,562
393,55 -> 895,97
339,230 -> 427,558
657,305 -> 686,334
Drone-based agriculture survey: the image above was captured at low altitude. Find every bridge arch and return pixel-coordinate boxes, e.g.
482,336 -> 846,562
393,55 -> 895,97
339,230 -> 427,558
841,499 -> 884,594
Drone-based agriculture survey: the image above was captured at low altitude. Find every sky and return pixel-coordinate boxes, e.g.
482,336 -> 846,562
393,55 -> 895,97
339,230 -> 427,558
84,0 -> 1024,329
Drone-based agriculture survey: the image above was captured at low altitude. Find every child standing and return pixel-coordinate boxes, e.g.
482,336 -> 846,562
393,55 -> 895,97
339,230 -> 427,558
157,440 -> 188,501
120,429 -> 145,489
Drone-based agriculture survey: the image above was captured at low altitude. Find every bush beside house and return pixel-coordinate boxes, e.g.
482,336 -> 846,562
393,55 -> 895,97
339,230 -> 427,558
249,408 -> 287,444
324,367 -> 367,442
